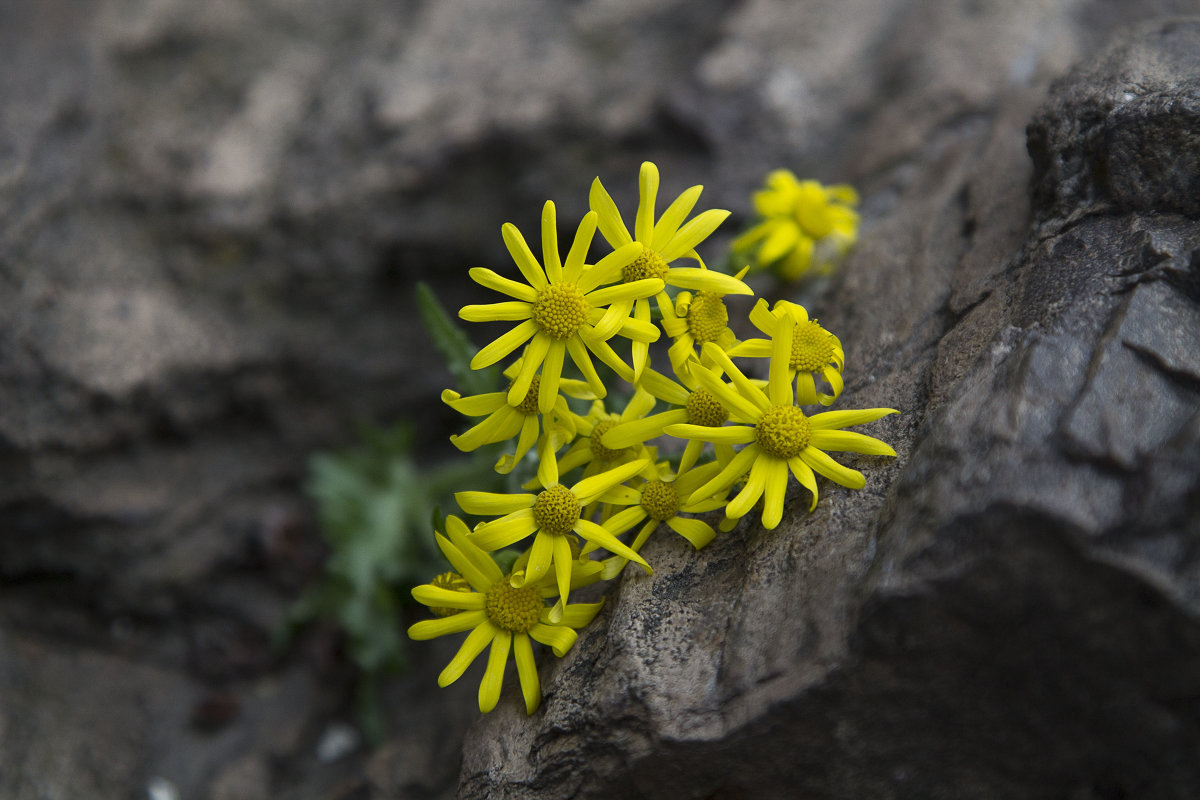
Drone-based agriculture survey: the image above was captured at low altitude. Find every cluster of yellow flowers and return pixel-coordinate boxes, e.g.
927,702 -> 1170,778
409,162 -> 894,715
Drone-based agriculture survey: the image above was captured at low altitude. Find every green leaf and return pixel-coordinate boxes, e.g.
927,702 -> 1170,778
416,281 -> 499,396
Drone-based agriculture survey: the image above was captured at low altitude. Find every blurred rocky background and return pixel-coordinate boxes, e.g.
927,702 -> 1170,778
2,1 -> 1198,799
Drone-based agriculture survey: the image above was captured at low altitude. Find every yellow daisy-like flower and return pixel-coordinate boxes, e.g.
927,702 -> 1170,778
593,459 -> 728,579
664,329 -> 897,530
590,161 -> 753,378
441,360 -> 592,486
455,459 -> 653,620
460,201 -> 663,414
602,364 -> 735,475
727,298 -> 845,406
733,170 -> 860,282
660,264 -> 751,376
408,516 -> 604,715
555,390 -> 659,479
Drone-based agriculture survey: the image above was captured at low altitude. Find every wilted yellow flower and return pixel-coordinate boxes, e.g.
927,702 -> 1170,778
733,170 -> 859,281
408,516 -> 604,714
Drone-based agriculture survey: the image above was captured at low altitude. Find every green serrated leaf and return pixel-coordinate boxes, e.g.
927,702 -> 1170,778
416,281 -> 499,396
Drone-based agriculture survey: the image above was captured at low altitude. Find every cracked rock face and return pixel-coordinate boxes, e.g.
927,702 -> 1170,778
458,18 -> 1200,800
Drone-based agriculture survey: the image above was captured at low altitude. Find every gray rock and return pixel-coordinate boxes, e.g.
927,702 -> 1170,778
457,15 -> 1200,800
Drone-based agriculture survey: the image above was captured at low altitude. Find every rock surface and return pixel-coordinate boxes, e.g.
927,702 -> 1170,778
1,1 -> 1198,799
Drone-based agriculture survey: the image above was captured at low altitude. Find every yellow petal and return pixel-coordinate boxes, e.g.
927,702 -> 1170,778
437,622 -> 494,686
513,633 -> 541,715
478,630 -> 511,713
409,610 -> 488,641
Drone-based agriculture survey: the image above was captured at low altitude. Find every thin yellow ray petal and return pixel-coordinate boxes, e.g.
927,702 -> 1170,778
701,342 -> 770,411
552,535 -> 574,615
768,315 -> 795,407
635,161 -> 659,244
665,516 -> 717,549
571,459 -> 648,504
664,267 -> 754,296
502,222 -> 548,289
650,185 -> 702,250
603,410 -> 686,449
687,364 -> 763,422
479,630 -> 511,713
588,177 -> 633,250
455,491 -> 535,517
559,600 -> 604,629
788,456 -> 820,511
412,585 -> 487,611
516,531 -> 554,588
637,367 -> 690,406
433,534 -> 495,593
725,457 -> 769,520
566,336 -> 607,399
563,210 -> 599,282
687,445 -> 758,504
513,633 -> 541,715
459,302 -> 531,322
470,320 -> 538,370
444,516 -> 505,586
799,447 -> 866,489
602,505 -> 649,537
470,509 -> 539,551
468,268 -> 539,302
761,459 -> 789,530
808,408 -> 900,430
436,622 -> 494,686
659,208 -> 730,261
535,429 -> 560,488
409,610 -> 488,641
809,430 -> 897,456
575,519 -> 651,571
541,201 -> 562,283
795,371 -> 819,406
442,389 -> 507,417
662,423 -> 755,445
529,622 -> 576,657
585,278 -> 665,307
726,338 -> 772,359
538,340 -> 566,414
507,334 -> 550,406
578,241 -> 644,293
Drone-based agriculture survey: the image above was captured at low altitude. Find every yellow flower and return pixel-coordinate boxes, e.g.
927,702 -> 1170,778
460,201 -> 663,414
441,359 -> 593,486
592,459 -> 727,579
660,264 -> 751,376
727,299 -> 845,406
601,364 -> 736,475
664,328 -> 897,530
408,516 -> 604,714
590,161 -> 753,377
455,459 -> 653,620
733,170 -> 859,281
555,390 -> 659,479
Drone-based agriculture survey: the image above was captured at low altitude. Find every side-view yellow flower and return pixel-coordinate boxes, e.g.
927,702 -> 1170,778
408,516 -> 604,715
733,170 -> 859,281
664,330 -> 897,530
660,264 -> 751,376
593,459 -> 728,579
727,298 -> 845,406
590,161 -> 752,377
602,364 -> 735,475
456,459 -> 653,621
460,201 -> 663,413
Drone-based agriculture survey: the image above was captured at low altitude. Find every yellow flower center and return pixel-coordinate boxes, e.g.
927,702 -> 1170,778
485,580 -> 543,633
685,389 -> 729,427
790,320 -> 837,373
532,282 -> 589,340
429,571 -> 471,618
514,375 -> 541,415
755,405 -> 811,459
532,484 -> 582,536
686,292 -> 729,345
589,420 -> 625,463
622,250 -> 669,283
639,479 -> 680,522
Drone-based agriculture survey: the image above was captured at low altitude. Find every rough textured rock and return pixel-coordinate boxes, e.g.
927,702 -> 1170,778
2,1 -> 1198,799
458,14 -> 1200,800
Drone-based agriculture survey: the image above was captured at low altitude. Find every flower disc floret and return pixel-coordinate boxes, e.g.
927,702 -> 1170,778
532,484 -> 582,536
589,420 -> 626,463
687,292 -> 730,345
755,405 -> 812,459
622,250 -> 670,284
514,375 -> 542,415
685,389 -> 729,427
484,581 -> 543,633
531,282 -> 589,340
791,320 -> 837,373
640,480 -> 680,522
